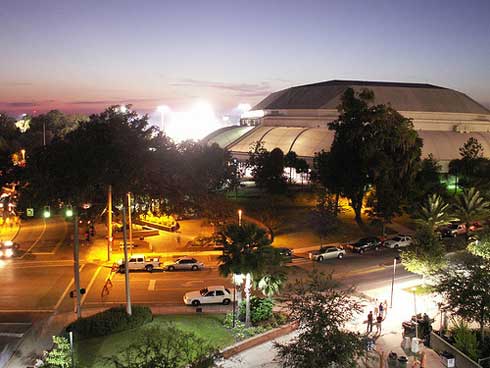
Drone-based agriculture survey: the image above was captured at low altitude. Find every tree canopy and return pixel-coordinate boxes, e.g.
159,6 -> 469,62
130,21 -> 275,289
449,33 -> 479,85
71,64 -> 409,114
323,88 -> 422,225
275,271 -> 364,368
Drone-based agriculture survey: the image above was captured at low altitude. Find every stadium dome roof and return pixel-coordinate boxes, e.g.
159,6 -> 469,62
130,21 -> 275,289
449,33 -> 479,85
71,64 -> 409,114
253,80 -> 490,114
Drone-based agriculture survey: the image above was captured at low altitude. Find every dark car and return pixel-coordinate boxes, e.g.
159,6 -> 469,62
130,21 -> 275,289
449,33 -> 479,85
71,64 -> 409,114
277,247 -> 293,262
350,237 -> 381,254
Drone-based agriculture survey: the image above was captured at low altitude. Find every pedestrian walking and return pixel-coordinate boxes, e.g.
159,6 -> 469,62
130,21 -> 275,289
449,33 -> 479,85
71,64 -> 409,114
375,314 -> 383,334
383,300 -> 388,315
379,302 -> 385,318
374,304 -> 379,316
367,311 -> 374,333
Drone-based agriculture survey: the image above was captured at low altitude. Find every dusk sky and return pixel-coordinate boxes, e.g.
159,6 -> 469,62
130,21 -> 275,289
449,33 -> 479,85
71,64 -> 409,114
1,0 -> 490,122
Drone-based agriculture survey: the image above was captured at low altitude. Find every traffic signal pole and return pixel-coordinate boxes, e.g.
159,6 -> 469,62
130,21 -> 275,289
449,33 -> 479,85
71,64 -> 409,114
107,185 -> 113,261
122,207 -> 132,315
74,214 -> 82,318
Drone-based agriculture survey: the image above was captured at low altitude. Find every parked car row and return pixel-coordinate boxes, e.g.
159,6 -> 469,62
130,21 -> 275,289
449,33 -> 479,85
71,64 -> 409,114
438,221 -> 483,238
118,255 -> 205,273
308,234 -> 414,262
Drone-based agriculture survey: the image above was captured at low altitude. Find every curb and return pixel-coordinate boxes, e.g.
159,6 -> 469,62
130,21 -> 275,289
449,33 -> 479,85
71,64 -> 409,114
221,322 -> 298,359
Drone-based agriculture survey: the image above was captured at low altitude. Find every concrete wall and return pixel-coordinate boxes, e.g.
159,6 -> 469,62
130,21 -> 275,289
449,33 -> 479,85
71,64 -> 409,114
430,332 -> 482,368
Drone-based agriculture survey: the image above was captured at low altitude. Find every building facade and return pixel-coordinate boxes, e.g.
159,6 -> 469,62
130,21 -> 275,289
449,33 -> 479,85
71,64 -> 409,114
204,80 -> 490,172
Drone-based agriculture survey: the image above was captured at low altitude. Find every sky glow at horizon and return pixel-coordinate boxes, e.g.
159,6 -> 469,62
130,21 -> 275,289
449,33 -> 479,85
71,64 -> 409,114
1,0 -> 489,124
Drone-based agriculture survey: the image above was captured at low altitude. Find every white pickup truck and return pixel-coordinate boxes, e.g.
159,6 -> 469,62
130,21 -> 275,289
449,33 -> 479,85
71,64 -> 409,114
118,254 -> 161,272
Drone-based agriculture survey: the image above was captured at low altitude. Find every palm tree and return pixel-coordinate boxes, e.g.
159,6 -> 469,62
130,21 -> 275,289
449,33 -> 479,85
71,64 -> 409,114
218,222 -> 280,327
453,187 -> 490,240
415,194 -> 450,230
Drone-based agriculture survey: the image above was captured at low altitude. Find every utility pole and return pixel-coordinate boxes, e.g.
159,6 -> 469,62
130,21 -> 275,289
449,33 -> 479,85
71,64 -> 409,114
127,193 -> 133,256
74,214 -> 82,318
107,185 -> 112,261
122,207 -> 132,315
43,121 -> 46,147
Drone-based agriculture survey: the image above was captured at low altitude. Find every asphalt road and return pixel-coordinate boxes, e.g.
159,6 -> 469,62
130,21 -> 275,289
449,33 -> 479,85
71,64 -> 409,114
0,218 -> 421,362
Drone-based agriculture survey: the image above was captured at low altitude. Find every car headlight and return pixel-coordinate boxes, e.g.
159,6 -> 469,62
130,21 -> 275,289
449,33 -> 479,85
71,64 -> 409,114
5,249 -> 13,258
0,250 -> 3,257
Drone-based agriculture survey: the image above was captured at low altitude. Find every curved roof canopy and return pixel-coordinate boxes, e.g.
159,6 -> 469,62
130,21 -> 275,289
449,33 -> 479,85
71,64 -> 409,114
253,80 -> 490,114
227,126 -> 490,170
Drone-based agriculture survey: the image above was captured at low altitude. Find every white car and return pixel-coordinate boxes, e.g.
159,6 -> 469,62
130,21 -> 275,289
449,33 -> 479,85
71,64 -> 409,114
164,257 -> 204,271
0,240 -> 18,258
183,285 -> 232,306
309,246 -> 345,262
384,235 -> 412,249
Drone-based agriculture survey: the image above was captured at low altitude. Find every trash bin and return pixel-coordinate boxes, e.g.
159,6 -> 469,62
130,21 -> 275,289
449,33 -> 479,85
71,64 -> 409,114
402,336 -> 411,350
440,351 -> 455,368
398,355 -> 408,368
411,337 -> 420,353
388,351 -> 398,368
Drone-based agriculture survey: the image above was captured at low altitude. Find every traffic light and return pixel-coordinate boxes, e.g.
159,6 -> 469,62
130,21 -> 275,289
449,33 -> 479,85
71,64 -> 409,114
65,205 -> 73,218
43,206 -> 51,218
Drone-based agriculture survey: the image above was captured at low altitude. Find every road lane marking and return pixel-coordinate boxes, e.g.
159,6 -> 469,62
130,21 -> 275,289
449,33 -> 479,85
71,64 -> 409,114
54,264 -> 86,310
21,219 -> 47,258
148,280 -> 156,291
81,266 -> 102,305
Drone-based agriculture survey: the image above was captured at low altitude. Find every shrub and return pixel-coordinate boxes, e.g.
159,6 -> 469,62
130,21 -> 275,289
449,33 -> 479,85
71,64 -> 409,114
67,305 -> 152,339
452,320 -> 480,361
239,297 -> 273,324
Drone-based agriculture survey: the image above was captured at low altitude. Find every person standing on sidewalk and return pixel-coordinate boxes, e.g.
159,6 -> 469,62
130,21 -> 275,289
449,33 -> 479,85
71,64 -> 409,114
367,311 -> 374,333
379,302 -> 385,318
375,314 -> 383,335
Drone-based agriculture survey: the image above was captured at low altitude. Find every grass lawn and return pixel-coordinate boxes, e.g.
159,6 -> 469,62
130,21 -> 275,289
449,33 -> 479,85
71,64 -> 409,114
402,284 -> 434,296
75,314 -> 234,368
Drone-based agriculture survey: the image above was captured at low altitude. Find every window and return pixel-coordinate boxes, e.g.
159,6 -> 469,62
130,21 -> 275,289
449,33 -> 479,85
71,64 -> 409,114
129,258 -> 136,263
205,291 -> 215,297
216,290 -> 224,296
137,258 -> 143,262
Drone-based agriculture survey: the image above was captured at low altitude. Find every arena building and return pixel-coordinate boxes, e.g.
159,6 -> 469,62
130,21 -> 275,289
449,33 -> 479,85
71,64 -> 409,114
204,80 -> 490,172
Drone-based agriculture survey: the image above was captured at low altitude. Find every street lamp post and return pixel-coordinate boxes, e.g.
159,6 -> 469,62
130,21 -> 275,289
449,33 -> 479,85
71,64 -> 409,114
390,257 -> 398,308
412,287 -> 418,339
73,213 -> 82,318
157,105 -> 169,134
127,192 -> 133,256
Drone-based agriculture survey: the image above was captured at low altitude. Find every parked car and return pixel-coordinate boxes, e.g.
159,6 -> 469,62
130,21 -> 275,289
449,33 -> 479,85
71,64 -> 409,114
118,254 -> 161,272
439,223 -> 467,238
384,235 -> 413,249
350,237 -> 381,254
277,247 -> 293,262
183,285 -> 232,306
164,257 -> 204,271
309,246 -> 345,261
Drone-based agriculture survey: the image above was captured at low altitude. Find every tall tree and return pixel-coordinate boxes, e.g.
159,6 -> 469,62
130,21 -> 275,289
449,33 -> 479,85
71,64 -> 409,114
247,142 -> 287,194
217,222 -> 281,327
407,154 -> 446,212
328,88 -> 422,225
449,137 -> 490,190
434,258 -> 490,342
275,271 -> 364,368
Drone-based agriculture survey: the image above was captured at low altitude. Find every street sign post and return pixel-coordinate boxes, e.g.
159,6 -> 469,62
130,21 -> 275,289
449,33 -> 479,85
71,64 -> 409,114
26,208 -> 34,217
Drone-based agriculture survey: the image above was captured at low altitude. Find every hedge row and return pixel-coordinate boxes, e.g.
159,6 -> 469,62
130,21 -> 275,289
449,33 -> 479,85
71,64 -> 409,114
67,305 -> 152,339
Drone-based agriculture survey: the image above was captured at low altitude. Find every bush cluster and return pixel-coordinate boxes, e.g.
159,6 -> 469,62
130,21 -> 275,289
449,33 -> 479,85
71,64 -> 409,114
67,305 -> 152,339
238,297 -> 273,324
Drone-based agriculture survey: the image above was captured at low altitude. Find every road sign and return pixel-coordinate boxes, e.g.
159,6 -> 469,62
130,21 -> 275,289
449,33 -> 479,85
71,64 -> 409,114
26,208 -> 34,217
